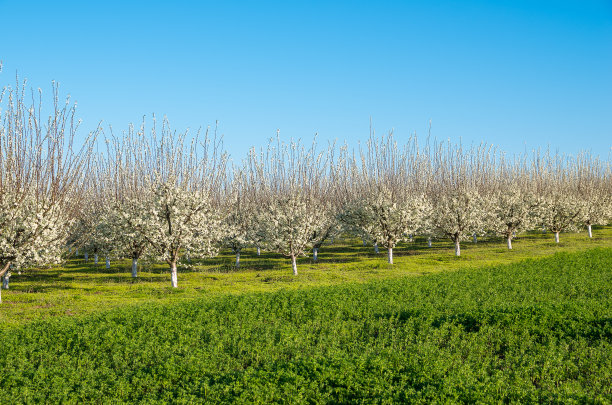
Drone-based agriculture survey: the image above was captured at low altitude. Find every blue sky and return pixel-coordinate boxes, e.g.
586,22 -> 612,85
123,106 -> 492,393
1,0 -> 611,160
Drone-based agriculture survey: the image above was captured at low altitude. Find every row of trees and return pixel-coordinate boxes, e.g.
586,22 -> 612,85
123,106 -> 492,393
1,79 -> 611,294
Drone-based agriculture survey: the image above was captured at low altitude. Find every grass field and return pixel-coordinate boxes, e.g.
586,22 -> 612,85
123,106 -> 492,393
0,245 -> 611,402
1,227 -> 611,327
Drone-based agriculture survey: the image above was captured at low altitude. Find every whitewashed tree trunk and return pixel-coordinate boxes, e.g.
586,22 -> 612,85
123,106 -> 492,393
507,235 -> 513,250
427,237 -> 432,248
84,252 -> 88,262
131,258 -> 138,278
313,247 -> 318,261
170,262 -> 178,288
257,246 -> 261,256
454,239 -> 461,256
76,248 -> 79,255
235,251 -> 240,268
105,257 -> 110,269
374,243 -> 379,254
472,233 -> 477,243
588,224 -> 593,238
94,254 -> 98,265
387,247 -> 393,264
291,254 -> 298,276
2,274 -> 9,289
68,247 -> 72,254
362,238 -> 367,247
554,231 -> 560,243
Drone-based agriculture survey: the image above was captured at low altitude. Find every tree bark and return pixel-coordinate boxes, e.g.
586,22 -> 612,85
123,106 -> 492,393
84,252 -> 88,262
291,254 -> 298,276
313,247 -> 318,262
235,251 -> 240,268
362,238 -> 367,247
507,235 -> 513,250
427,237 -> 432,248
374,243 -> 379,254
588,224 -> 593,238
454,239 -> 461,256
105,257 -> 110,269
0,263 -> 10,278
554,232 -> 560,243
94,254 -> 98,265
472,233 -> 477,243
0,262 -> 10,302
257,246 -> 261,256
388,247 -> 393,264
2,273 -> 9,289
170,261 -> 178,288
131,258 -> 138,278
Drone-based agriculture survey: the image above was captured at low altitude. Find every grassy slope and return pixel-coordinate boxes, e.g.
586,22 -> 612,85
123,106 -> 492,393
1,226 -> 611,326
0,248 -> 611,403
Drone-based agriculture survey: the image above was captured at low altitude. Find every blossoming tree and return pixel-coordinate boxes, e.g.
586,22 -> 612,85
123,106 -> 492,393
0,79 -> 95,302
246,136 -> 334,275
109,117 -> 227,287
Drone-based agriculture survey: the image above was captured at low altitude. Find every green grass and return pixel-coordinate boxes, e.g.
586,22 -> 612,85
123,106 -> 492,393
1,227 -> 611,327
0,247 -> 611,403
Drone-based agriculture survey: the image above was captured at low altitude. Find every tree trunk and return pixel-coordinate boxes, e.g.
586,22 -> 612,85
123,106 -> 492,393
170,261 -> 178,288
0,263 -> 8,303
427,237 -> 432,248
0,263 -> 10,278
257,246 -> 261,256
374,243 -> 379,254
454,239 -> 461,256
554,231 -> 560,243
472,233 -> 477,243
362,238 -> 367,247
507,235 -> 513,250
94,254 -> 98,265
313,247 -> 318,262
105,257 -> 110,269
588,224 -> 593,238
76,248 -> 79,255
291,254 -> 298,276
235,251 -> 240,268
387,247 -> 393,264
84,252 -> 88,262
131,258 -> 138,278
2,273 -> 9,289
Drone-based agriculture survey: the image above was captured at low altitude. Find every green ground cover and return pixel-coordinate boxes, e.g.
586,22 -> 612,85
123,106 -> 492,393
1,227 -> 611,326
0,247 -> 611,403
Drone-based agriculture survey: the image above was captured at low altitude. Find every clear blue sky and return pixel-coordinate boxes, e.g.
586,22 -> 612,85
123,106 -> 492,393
1,0 -> 611,160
